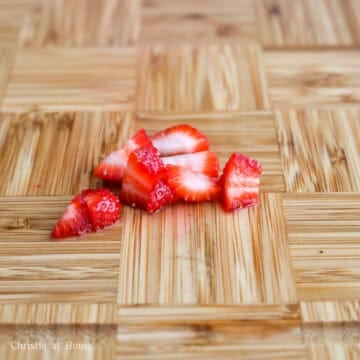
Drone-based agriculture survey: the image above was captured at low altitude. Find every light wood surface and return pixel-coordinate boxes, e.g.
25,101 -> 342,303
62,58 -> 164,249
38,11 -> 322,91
0,0 -> 359,359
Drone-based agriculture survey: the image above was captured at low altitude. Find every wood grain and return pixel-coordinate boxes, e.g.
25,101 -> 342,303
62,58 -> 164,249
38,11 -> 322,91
301,301 -> 360,322
276,108 -> 360,192
137,44 -> 270,111
118,194 -> 296,304
265,50 -> 360,107
20,0 -> 141,47
118,304 -> 300,324
307,344 -> 360,360
0,324 -> 115,360
142,0 -> 255,15
0,303 -> 116,324
118,305 -> 305,359
256,0 -> 355,47
0,0 -> 36,46
0,0 -> 359,358
0,111 -> 133,195
344,0 -> 360,45
1,48 -> 137,112
141,0 -> 256,42
0,196 -> 122,302
0,47 -> 15,108
137,111 -> 285,192
283,193 -> 360,300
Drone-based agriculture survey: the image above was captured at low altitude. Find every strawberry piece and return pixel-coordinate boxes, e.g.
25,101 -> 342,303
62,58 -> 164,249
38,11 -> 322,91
220,153 -> 262,212
165,166 -> 221,202
120,144 -> 175,213
162,151 -> 220,179
151,124 -> 209,156
94,129 -> 152,183
51,195 -> 93,239
81,189 -> 121,230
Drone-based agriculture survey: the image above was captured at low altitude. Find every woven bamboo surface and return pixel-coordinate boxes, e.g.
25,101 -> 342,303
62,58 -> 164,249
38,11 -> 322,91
0,0 -> 359,359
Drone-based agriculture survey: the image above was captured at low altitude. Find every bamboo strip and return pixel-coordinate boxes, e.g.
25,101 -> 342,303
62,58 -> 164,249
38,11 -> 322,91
265,51 -> 360,107
283,193 -> 360,300
307,344 -> 360,360
0,47 -> 15,108
0,324 -> 115,360
0,304 -> 116,324
1,48 -> 137,111
118,304 -> 300,324
118,194 -> 296,304
0,111 -> 134,195
137,44 -> 270,111
141,14 -> 257,43
117,315 -> 305,359
301,301 -> 360,322
256,0 -> 355,47
20,0 -> 142,47
0,196 -> 122,302
142,0 -> 254,15
276,108 -> 360,192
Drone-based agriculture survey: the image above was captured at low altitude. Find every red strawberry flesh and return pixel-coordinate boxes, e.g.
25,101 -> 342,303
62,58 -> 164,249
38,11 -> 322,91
94,129 -> 152,183
81,189 -> 121,230
51,195 -> 93,239
220,153 -> 262,212
151,124 -> 209,156
120,145 -> 175,213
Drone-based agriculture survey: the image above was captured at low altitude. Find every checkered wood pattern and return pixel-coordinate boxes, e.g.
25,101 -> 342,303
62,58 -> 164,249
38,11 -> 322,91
0,0 -> 359,359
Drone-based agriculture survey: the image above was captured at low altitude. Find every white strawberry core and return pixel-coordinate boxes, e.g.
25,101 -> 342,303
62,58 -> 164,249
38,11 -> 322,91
182,170 -> 211,191
63,203 -> 76,220
153,133 -> 196,155
162,152 -> 206,172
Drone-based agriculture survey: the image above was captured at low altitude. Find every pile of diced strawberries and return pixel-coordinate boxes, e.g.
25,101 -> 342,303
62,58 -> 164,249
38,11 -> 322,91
52,124 -> 262,239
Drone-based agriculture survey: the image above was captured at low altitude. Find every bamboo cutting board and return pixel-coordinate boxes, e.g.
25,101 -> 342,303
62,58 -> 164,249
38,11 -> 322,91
0,0 -> 360,359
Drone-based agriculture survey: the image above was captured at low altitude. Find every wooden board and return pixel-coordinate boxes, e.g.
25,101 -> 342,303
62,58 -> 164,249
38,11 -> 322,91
0,0 -> 359,359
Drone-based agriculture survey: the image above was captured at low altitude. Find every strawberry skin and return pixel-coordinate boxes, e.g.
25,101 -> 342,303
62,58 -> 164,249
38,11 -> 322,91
165,165 -> 221,202
120,144 -> 175,213
220,153 -> 262,212
81,189 -> 121,230
51,195 -> 93,239
151,124 -> 209,156
94,129 -> 152,183
162,151 -> 220,179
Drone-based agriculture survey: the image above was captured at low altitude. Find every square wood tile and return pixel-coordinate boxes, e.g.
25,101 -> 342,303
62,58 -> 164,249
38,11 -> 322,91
1,48 -> 137,112
0,111 -> 134,196
0,196 -> 122,303
265,50 -> 360,107
141,0 -> 257,42
19,0 -> 141,47
283,193 -> 360,300
256,0 -> 356,47
118,194 -> 296,304
276,108 -> 360,192
137,44 -> 270,111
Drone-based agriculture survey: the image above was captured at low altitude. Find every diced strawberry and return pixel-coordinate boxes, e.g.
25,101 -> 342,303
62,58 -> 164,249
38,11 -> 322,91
162,151 -> 220,179
81,189 -> 121,230
120,145 -> 175,213
51,195 -> 93,239
165,166 -> 221,202
131,143 -> 165,177
151,124 -> 209,156
220,153 -> 262,212
94,129 -> 152,183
